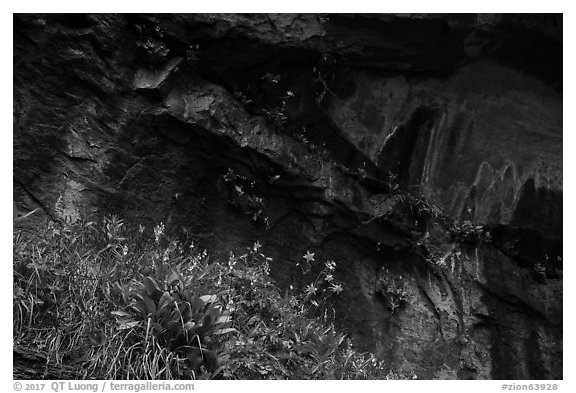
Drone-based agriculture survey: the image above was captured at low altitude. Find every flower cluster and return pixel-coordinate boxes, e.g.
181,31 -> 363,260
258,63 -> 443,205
295,251 -> 344,307
153,222 -> 165,243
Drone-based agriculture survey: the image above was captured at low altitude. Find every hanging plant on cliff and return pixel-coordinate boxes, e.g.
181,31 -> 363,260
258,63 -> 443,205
375,269 -> 410,314
134,23 -> 170,64
222,168 -> 269,227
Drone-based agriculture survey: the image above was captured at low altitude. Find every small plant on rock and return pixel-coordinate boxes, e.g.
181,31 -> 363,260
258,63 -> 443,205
262,90 -> 293,129
450,220 -> 491,243
222,168 -> 268,226
375,269 -> 410,314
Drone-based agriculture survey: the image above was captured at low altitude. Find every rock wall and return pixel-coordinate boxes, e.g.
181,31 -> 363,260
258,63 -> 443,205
13,13 -> 562,379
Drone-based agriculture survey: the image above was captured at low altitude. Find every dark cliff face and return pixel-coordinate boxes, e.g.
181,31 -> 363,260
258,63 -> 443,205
13,13 -> 562,379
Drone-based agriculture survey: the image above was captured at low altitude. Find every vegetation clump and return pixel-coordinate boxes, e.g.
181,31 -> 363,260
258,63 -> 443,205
222,168 -> 269,227
14,215 -> 406,379
375,269 -> 410,314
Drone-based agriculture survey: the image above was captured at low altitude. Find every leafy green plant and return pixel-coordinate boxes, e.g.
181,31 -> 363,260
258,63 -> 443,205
113,272 -> 235,375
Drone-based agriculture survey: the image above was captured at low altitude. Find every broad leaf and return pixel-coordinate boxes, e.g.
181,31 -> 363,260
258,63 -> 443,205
142,294 -> 156,316
213,327 -> 237,335
118,320 -> 140,330
131,301 -> 147,318
111,310 -> 133,318
199,294 -> 217,304
142,277 -> 162,302
215,315 -> 232,324
157,291 -> 173,309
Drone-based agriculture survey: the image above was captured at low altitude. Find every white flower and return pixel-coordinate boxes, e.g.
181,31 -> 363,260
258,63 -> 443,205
228,252 -> 237,270
154,222 -> 165,243
325,260 -> 336,271
325,274 -> 334,282
304,284 -> 318,297
303,251 -> 315,263
253,241 -> 262,252
329,283 -> 343,294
